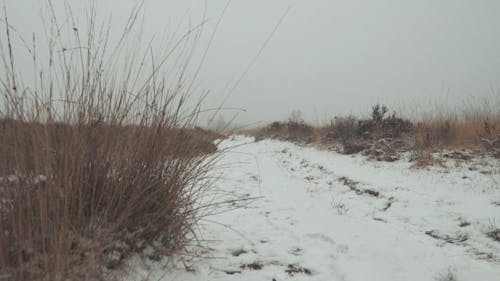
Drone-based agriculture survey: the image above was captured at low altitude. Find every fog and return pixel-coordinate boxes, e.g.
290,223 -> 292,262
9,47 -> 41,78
3,0 -> 500,125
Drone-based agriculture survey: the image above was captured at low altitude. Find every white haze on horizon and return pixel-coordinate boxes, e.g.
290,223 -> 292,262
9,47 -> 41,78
2,0 -> 500,127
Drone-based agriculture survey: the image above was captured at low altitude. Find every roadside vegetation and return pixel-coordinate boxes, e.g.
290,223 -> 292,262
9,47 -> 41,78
251,103 -> 500,166
0,3 -> 223,281
1,1 -> 498,280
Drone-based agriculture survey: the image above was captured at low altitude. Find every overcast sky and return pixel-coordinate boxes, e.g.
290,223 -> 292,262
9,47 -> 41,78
4,0 -> 500,125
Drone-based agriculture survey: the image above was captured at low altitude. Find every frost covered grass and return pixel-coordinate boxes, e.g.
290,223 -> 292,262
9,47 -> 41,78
0,3 -> 220,281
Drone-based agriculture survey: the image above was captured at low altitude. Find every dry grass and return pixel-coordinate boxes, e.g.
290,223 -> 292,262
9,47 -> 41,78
250,104 -> 500,163
415,115 -> 500,150
254,121 -> 314,144
413,108 -> 500,162
410,149 -> 442,168
0,3 -> 221,281
0,120 -> 218,280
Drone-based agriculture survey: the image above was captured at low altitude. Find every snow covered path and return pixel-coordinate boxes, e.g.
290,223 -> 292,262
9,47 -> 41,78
129,136 -> 500,281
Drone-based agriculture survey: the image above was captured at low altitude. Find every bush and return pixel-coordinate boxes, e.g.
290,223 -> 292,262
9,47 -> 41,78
324,116 -> 358,143
357,105 -> 414,139
0,4 -> 218,281
255,121 -> 314,144
321,105 -> 413,155
254,110 -> 314,144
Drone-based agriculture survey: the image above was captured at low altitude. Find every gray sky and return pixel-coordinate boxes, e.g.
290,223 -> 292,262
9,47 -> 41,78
4,0 -> 500,125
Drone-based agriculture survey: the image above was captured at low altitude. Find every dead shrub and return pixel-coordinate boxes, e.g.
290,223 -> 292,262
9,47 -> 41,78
255,121 -> 314,144
358,104 -> 414,140
321,105 -> 413,156
322,116 -> 357,143
362,138 -> 402,162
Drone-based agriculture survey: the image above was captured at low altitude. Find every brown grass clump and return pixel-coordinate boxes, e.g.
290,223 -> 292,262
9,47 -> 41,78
412,108 -> 500,162
255,111 -> 314,144
0,3 -> 220,281
415,116 -> 500,150
255,121 -> 314,144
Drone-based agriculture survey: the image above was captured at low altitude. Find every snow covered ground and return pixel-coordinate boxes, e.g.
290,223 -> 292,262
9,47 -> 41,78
127,135 -> 500,281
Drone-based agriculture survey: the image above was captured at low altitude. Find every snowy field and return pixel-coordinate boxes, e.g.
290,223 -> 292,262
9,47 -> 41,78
128,135 -> 500,281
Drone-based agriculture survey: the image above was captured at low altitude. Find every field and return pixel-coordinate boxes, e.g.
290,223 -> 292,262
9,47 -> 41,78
1,2 -> 500,280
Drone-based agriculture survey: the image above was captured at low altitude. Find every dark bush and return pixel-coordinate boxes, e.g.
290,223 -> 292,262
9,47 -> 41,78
256,121 -> 314,144
321,105 -> 414,155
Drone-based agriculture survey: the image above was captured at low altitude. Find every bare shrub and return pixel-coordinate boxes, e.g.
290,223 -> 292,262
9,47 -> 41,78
323,116 -> 357,142
0,3 -> 219,281
320,105 -> 413,156
358,104 -> 414,139
255,119 -> 314,144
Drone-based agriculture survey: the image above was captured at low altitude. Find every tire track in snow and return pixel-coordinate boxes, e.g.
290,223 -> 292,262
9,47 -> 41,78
267,141 -> 500,265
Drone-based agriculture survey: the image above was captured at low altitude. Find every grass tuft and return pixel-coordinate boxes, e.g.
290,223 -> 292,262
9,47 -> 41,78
0,3 -> 220,280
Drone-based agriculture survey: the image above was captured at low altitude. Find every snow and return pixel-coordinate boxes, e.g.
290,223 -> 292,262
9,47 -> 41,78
126,135 -> 500,281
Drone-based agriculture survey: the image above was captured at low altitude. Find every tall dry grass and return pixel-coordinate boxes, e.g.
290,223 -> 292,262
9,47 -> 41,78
0,3 -> 219,281
415,112 -> 500,150
252,103 -> 500,161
